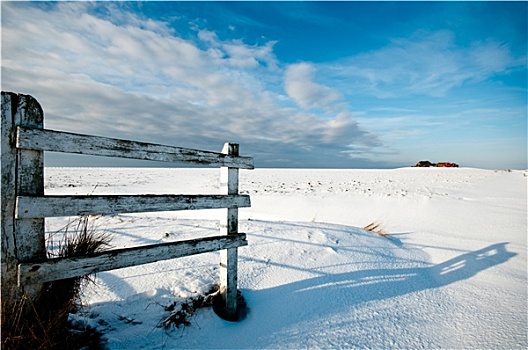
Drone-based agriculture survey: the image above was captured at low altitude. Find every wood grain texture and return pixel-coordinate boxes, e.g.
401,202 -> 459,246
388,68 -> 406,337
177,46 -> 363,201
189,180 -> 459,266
17,126 -> 254,169
18,234 -> 248,285
16,194 -> 251,218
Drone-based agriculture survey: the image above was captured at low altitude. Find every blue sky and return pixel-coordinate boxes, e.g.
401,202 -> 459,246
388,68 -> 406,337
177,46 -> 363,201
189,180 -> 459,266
2,1 -> 527,169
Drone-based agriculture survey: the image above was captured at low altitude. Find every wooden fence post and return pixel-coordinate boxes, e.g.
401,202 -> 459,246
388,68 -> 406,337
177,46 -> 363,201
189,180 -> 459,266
1,92 -> 46,304
219,143 -> 240,320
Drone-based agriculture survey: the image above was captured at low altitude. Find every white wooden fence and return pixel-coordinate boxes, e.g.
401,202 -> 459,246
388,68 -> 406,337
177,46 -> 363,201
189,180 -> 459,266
1,91 -> 253,321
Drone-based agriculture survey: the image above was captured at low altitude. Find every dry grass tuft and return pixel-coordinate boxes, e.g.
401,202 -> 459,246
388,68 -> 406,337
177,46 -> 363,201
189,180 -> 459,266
1,215 -> 111,350
48,215 -> 112,259
160,284 -> 248,328
159,285 -> 221,329
364,222 -> 389,237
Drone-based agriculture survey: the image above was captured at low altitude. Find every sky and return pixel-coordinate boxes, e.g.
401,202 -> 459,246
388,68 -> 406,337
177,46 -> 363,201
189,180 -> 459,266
1,1 -> 527,169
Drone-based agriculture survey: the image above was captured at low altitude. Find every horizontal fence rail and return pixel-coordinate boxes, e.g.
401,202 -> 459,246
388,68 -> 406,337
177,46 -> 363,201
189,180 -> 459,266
18,234 -> 248,285
16,194 -> 251,218
17,126 -> 254,169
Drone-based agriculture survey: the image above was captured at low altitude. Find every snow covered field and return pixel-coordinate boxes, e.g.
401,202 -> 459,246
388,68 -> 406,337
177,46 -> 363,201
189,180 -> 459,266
44,167 -> 527,349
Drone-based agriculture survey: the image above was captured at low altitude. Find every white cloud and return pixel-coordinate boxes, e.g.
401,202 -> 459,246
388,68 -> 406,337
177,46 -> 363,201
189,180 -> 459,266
284,62 -> 342,110
222,40 -> 278,69
1,2 -> 382,167
198,29 -> 278,69
198,29 -> 218,44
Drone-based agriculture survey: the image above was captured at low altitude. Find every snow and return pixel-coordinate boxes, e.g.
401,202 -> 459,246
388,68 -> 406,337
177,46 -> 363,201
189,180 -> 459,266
44,167 -> 527,349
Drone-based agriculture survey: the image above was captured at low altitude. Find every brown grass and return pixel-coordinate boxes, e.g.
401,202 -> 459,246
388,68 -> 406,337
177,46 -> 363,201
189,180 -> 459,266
1,215 -> 111,350
363,222 -> 389,237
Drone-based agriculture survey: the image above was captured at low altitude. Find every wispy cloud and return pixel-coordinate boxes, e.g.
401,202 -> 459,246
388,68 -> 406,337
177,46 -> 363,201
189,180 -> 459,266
1,2 -> 382,167
284,62 -> 342,111
324,30 -> 525,98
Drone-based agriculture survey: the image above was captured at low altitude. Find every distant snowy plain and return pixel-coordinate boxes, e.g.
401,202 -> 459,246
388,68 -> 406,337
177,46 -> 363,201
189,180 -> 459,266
44,167 -> 527,349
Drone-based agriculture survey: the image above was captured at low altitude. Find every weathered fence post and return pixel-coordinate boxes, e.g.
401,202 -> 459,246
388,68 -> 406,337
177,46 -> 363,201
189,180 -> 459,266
1,92 -> 46,305
219,143 -> 240,320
